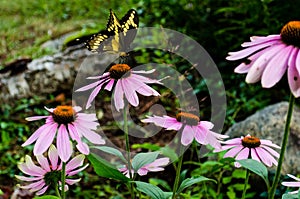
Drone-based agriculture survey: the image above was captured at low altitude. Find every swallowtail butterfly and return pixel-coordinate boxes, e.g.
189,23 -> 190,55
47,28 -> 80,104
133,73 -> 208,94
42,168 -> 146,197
84,9 -> 139,57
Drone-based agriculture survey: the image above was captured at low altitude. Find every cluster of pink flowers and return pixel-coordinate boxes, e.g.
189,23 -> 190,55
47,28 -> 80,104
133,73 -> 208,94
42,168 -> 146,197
16,18 -> 300,198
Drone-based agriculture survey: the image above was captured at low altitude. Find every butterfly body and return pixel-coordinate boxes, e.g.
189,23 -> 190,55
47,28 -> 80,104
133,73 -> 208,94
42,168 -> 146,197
85,9 -> 139,57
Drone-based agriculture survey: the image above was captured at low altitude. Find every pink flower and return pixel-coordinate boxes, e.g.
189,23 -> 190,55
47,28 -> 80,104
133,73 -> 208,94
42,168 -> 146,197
76,64 -> 162,111
226,21 -> 300,97
119,158 -> 169,178
282,174 -> 300,194
215,134 -> 280,167
15,145 -> 88,195
23,106 -> 105,162
142,112 -> 228,148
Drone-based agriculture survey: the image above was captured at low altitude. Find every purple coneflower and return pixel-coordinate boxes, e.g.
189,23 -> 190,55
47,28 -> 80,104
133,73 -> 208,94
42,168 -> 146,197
15,145 -> 88,195
227,21 -> 300,97
23,106 -> 105,162
142,112 -> 228,148
215,134 -> 280,167
76,64 -> 162,111
282,174 -> 300,194
119,157 -> 169,178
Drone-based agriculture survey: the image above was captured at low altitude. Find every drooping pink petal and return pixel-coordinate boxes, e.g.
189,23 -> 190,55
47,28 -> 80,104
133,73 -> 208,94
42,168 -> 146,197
241,35 -> 280,47
25,115 -> 49,121
36,185 -> 49,195
282,182 -> 300,187
181,125 -> 195,146
48,145 -> 59,170
86,84 -> 105,109
67,124 -> 80,141
76,78 -> 107,92
255,147 -> 278,167
104,79 -> 115,91
245,44 -> 285,83
67,164 -> 89,176
76,141 -> 89,155
86,72 -> 110,79
223,146 -> 244,158
57,125 -> 72,162
36,155 -> 50,172
113,80 -> 125,111
287,174 -> 300,181
130,73 -> 162,84
226,40 -> 279,60
194,125 -> 208,145
260,140 -> 281,149
76,125 -> 105,145
199,121 -> 214,129
33,123 -> 58,155
136,84 -> 160,96
142,116 -> 182,130
221,138 -> 242,145
66,178 -> 81,185
137,168 -> 148,176
260,145 -> 280,158
288,49 -> 300,97
22,122 -> 56,147
15,175 -> 43,182
66,154 -> 85,172
250,148 -> 262,163
235,147 -> 250,160
204,131 -> 222,149
234,63 -> 251,74
261,45 -> 293,88
20,180 -> 45,191
121,79 -> 139,107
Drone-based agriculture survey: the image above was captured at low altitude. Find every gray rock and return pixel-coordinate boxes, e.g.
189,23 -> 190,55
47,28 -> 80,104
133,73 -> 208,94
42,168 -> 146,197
225,102 -> 300,174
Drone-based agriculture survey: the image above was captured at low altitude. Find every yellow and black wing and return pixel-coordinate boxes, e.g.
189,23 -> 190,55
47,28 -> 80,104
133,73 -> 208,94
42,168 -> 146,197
84,9 -> 139,54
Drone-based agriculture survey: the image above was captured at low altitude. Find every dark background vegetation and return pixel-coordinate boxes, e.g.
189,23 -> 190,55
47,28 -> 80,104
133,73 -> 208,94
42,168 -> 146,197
1,0 -> 300,198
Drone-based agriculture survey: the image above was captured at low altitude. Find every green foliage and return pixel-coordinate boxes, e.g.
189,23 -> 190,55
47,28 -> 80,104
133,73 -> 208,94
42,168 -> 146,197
282,193 -> 299,199
177,176 -> 216,194
237,159 -> 270,189
33,195 -> 60,199
87,153 -> 130,182
135,181 -> 166,199
131,152 -> 159,171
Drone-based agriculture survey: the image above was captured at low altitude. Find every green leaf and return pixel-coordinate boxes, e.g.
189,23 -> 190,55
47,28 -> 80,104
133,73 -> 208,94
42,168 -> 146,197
33,195 -> 60,199
131,152 -> 159,171
160,146 -> 178,162
176,176 -> 216,194
132,143 -> 161,151
237,159 -> 269,188
282,193 -> 299,199
91,146 -> 126,163
135,181 -> 166,199
87,153 -> 130,182
149,178 -> 172,191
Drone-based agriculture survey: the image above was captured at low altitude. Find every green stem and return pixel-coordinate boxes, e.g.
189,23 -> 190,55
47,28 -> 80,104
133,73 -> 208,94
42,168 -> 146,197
54,183 -> 61,198
61,162 -> 66,199
268,93 -> 295,199
241,169 -> 250,199
172,147 -> 184,199
123,107 -> 135,199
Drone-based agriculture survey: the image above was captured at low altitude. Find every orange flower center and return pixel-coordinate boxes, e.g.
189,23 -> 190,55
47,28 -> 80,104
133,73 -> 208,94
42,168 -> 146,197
176,112 -> 200,126
109,64 -> 131,79
281,21 -> 300,47
241,135 -> 261,148
52,106 -> 75,124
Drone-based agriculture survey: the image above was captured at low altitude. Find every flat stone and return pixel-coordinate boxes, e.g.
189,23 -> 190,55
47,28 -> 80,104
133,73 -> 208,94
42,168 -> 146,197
225,101 -> 300,174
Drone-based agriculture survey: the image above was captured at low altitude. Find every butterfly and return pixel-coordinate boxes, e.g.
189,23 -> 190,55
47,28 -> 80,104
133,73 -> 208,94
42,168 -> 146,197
84,9 -> 139,57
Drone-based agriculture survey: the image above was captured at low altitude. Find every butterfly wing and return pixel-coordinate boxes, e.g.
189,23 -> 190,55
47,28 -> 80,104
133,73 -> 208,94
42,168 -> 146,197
119,9 -> 139,52
84,9 -> 139,54
84,30 -> 111,52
